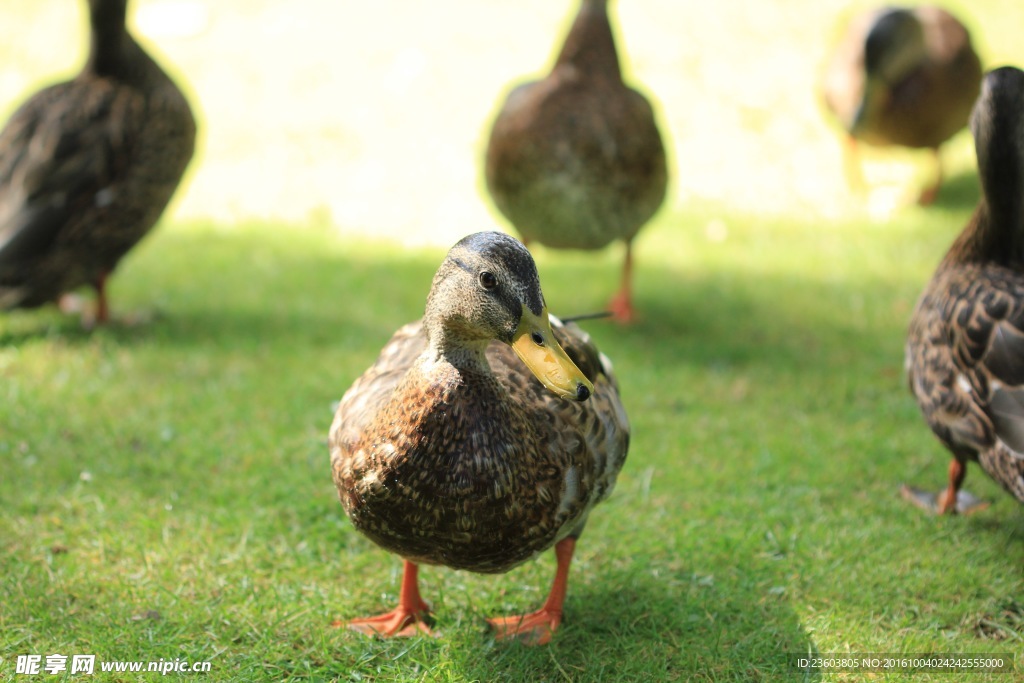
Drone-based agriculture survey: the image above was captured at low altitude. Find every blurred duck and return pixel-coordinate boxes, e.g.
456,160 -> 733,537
330,232 -> 629,644
822,6 -> 982,205
484,0 -> 667,323
902,67 -> 1024,514
0,0 -> 196,324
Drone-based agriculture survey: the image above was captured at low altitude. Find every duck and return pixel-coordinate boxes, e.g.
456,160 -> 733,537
821,5 -> 982,205
484,0 -> 667,323
0,0 -> 196,324
329,231 -> 629,644
902,66 -> 1024,514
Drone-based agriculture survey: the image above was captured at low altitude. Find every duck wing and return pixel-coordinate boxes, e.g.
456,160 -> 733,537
962,274 -> 1024,455
331,321 -> 427,450
910,267 -> 1024,459
0,79 -> 144,266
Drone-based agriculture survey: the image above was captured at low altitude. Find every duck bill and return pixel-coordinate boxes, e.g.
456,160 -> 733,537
511,306 -> 594,402
852,76 -> 889,135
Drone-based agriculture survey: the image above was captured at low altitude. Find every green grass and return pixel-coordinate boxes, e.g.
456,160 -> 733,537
2,195 -> 1023,681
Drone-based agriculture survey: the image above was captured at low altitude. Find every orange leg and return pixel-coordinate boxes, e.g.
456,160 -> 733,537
487,537 -> 576,646
917,147 -> 942,206
607,240 -> 635,324
93,272 -> 110,325
936,457 -> 966,514
843,134 -> 866,195
344,560 -> 434,637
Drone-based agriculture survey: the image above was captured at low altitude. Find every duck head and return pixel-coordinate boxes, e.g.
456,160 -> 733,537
853,8 -> 927,133
424,232 -> 593,402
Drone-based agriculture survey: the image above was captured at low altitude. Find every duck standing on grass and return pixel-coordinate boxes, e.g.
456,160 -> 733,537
821,5 -> 982,205
902,67 -> 1024,514
0,0 -> 196,325
484,0 -> 667,323
330,231 -> 629,645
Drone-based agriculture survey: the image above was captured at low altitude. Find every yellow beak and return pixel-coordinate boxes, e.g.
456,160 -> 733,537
511,306 -> 594,402
853,75 -> 889,136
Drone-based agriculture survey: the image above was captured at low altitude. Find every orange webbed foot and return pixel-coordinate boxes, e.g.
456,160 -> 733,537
338,560 -> 435,638
916,184 -> 940,206
900,484 -> 990,515
487,608 -> 562,645
608,240 -> 636,324
343,603 -> 434,638
487,537 -> 576,646
607,290 -> 635,324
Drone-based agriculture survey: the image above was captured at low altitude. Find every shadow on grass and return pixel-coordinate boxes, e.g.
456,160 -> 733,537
0,308 -> 99,346
602,268 -> 898,382
1,222 -> 901,373
0,299 -> 383,352
0,228 -> 441,352
932,168 -> 980,212
318,562 -> 822,681
962,502 -> 1024,538
350,558 -> 825,682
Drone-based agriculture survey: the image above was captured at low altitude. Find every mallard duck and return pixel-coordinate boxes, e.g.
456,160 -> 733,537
902,66 -> 1024,514
484,0 -> 667,323
821,6 -> 982,205
329,231 -> 629,644
0,0 -> 196,324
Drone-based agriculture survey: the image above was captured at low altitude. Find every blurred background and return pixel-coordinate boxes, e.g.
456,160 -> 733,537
1,0 -> 1021,248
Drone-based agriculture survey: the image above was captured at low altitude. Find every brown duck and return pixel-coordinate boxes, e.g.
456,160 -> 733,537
0,0 -> 196,323
902,66 -> 1024,514
484,0 -> 667,323
822,6 -> 982,205
330,231 -> 629,644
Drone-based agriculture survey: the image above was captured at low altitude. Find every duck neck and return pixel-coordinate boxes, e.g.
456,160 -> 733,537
422,317 -> 495,378
980,144 -> 1024,265
553,0 -> 621,80
945,198 -> 1024,268
946,104 -> 1024,268
84,0 -> 153,83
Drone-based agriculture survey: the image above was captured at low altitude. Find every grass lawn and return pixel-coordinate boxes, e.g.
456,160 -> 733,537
2,195 -> 1023,681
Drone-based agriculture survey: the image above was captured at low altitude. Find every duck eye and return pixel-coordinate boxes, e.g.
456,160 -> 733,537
479,271 -> 497,290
